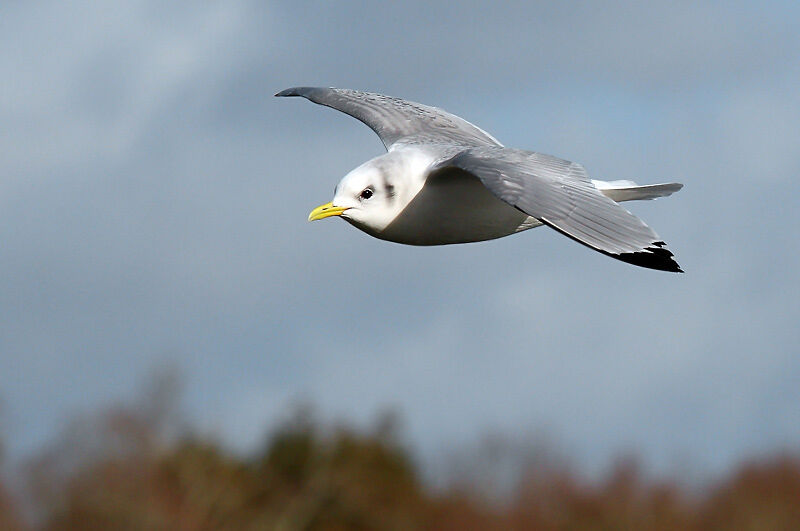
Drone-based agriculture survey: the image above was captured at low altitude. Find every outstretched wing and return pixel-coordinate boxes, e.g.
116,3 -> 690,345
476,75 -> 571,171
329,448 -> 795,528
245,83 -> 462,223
275,87 -> 502,150
439,147 -> 683,272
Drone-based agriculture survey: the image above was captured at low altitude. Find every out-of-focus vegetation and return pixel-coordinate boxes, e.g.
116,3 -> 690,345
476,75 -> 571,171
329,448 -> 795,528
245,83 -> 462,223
1,371 -> 799,530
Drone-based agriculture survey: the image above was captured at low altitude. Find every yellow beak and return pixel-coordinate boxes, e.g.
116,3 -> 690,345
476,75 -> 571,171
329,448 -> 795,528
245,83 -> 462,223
308,201 -> 349,222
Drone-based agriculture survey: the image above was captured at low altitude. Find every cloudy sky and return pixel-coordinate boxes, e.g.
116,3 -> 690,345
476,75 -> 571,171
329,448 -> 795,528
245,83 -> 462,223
2,1 -> 799,477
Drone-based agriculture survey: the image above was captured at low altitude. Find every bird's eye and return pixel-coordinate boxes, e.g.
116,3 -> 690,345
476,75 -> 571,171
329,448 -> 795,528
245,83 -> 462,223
360,188 -> 374,200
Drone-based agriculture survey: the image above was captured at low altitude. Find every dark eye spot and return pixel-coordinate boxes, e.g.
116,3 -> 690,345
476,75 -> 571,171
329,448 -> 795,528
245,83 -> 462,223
360,188 -> 374,200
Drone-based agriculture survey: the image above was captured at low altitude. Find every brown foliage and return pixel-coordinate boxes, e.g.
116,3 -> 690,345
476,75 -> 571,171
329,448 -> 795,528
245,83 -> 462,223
699,455 -> 800,530
29,420 -> 800,530
29,401 -> 433,530
0,482 -> 26,531
3,372 -> 800,530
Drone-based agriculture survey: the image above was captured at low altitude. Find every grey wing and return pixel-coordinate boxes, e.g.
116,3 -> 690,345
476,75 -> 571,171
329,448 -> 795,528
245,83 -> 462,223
275,87 -> 502,150
441,148 -> 682,272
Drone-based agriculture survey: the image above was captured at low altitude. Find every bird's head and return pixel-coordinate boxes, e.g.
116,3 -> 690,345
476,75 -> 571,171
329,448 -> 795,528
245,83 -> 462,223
308,153 -> 423,234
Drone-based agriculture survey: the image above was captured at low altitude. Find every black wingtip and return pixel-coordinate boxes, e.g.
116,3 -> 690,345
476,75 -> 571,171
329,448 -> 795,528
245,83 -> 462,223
274,87 -> 299,97
540,219 -> 684,273
275,87 -> 328,98
616,241 -> 683,273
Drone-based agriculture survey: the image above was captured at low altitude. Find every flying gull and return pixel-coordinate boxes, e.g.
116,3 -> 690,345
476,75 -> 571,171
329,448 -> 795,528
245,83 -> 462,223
276,87 -> 683,272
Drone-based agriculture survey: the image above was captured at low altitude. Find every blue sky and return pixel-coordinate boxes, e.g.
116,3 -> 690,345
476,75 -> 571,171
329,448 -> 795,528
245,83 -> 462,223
1,1 -> 799,478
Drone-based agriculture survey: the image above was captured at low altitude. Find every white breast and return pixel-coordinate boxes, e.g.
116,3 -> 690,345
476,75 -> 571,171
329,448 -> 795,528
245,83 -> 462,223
375,166 -> 540,246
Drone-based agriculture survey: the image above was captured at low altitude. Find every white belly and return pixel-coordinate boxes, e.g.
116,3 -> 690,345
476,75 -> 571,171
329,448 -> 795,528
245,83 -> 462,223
372,168 -> 542,245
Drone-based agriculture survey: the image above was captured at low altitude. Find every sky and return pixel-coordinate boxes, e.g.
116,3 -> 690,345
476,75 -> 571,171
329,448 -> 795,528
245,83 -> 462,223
1,1 -> 799,479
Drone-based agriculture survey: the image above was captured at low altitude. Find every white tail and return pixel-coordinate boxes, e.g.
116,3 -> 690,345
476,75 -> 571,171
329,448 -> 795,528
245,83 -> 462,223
593,179 -> 683,202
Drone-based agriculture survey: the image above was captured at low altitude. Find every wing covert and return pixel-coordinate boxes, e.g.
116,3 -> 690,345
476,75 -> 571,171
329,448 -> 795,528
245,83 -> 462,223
439,147 -> 683,272
275,87 -> 502,150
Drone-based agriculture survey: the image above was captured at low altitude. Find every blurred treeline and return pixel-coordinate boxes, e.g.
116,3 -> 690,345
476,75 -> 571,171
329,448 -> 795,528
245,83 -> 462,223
1,370 -> 799,530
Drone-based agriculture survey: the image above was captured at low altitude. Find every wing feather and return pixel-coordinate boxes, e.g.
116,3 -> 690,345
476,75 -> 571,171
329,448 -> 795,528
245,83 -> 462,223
439,147 -> 683,272
275,87 -> 502,150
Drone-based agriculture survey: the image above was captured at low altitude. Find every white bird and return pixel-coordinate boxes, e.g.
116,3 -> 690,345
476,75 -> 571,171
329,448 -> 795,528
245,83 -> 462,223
277,87 -> 683,272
